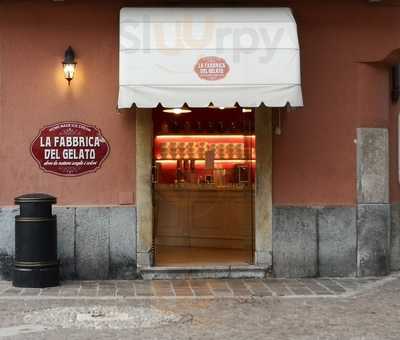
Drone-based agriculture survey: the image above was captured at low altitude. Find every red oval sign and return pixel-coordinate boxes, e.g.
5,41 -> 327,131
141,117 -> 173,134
194,56 -> 230,81
31,121 -> 110,177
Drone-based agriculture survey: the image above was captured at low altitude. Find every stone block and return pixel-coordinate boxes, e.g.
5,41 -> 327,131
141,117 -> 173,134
357,204 -> 390,276
255,251 -> 272,267
390,203 -> 400,271
272,207 -> 318,278
76,207 -> 110,280
109,207 -> 137,279
137,252 -> 152,269
0,207 -> 18,256
54,207 -> 76,280
318,207 -> 357,277
0,255 -> 13,280
357,128 -> 389,204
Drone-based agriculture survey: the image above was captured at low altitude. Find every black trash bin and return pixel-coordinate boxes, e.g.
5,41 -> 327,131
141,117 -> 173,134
13,193 -> 59,288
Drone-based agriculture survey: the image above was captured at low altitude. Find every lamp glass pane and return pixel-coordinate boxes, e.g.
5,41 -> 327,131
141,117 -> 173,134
63,63 -> 76,80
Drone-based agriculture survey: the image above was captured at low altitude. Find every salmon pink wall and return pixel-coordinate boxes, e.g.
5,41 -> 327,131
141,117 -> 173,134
0,0 -> 400,206
0,1 -> 135,205
273,1 -> 400,205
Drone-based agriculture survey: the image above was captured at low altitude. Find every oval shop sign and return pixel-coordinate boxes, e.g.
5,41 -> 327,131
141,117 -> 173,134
31,121 -> 110,177
194,56 -> 230,81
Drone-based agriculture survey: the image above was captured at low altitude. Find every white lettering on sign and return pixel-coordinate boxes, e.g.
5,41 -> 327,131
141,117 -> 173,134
62,149 -> 96,160
31,121 -> 110,177
41,136 -> 101,148
44,149 -> 60,160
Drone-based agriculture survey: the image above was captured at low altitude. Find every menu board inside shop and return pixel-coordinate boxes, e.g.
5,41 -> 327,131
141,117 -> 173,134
31,121 -> 110,177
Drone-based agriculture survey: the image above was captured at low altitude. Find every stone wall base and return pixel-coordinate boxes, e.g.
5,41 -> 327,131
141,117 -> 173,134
273,204 -> 394,278
0,204 -> 398,280
357,204 -> 390,277
391,202 -> 400,271
0,206 -> 137,280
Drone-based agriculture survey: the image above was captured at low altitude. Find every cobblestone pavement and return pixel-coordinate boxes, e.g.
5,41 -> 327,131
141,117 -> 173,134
0,274 -> 399,339
0,277 -> 383,299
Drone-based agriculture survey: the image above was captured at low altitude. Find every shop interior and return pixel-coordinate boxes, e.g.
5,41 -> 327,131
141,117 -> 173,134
152,106 -> 256,267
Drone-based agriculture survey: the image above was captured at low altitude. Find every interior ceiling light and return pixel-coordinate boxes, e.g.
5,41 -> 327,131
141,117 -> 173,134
163,104 -> 192,115
208,104 -> 237,110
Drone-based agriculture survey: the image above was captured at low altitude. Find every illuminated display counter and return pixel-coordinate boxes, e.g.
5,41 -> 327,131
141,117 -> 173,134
153,134 -> 256,185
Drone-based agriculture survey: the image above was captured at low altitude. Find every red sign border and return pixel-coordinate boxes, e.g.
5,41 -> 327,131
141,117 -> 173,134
30,121 -> 111,177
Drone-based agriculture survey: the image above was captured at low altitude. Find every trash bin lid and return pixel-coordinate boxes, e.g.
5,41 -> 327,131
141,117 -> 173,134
15,193 -> 57,204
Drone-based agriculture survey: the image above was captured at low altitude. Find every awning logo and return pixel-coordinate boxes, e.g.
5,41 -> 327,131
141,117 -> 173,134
194,56 -> 230,81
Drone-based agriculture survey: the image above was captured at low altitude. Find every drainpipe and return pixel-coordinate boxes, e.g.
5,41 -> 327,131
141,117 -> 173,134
392,64 -> 400,103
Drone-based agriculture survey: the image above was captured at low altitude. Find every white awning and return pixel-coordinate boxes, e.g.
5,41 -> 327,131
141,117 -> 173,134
118,7 -> 303,109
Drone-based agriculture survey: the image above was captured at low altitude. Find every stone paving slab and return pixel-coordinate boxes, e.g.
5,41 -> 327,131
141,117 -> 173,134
0,277 -> 386,299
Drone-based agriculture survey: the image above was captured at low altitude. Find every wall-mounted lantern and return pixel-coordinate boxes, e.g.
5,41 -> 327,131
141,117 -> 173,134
62,46 -> 77,85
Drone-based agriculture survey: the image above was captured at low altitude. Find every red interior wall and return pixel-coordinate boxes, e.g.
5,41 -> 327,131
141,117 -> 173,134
153,108 -> 256,184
